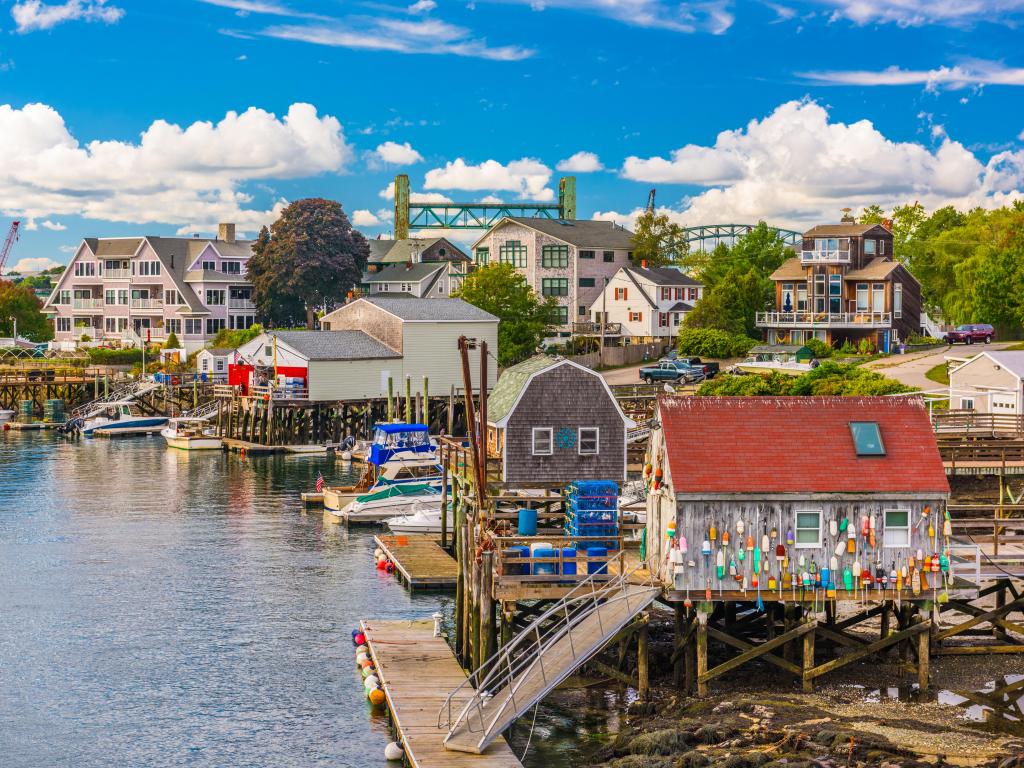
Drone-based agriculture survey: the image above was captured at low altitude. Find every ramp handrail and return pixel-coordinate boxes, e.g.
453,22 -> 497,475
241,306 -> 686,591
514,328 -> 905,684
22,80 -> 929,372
438,552 -> 658,751
179,400 -> 220,420
72,379 -> 161,417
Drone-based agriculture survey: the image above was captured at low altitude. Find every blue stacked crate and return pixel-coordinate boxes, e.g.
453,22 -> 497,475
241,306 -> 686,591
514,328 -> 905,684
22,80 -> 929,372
565,480 -> 619,551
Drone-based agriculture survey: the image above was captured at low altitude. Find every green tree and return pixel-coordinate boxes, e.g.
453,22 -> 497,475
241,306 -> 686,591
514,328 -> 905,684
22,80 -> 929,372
247,198 -> 369,328
891,201 -> 926,255
0,279 -> 53,341
211,324 -> 263,350
453,263 -> 555,366
163,331 -> 181,349
690,222 -> 790,289
631,210 -> 688,267
859,204 -> 885,224
20,275 -> 52,290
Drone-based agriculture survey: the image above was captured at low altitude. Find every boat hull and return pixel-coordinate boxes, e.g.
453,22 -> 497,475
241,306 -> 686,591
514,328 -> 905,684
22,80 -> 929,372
332,496 -> 441,525
84,417 -> 169,436
163,433 -> 223,450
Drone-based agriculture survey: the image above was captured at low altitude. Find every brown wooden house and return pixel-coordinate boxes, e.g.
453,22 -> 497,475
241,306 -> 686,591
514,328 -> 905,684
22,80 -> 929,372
756,222 -> 923,352
485,356 -> 633,485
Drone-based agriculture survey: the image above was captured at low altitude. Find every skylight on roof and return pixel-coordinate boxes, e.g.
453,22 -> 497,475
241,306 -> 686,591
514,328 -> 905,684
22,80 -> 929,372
850,421 -> 885,456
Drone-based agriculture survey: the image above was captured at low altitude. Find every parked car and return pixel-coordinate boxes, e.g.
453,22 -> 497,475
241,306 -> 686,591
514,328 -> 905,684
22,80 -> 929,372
639,361 -> 705,385
944,324 -> 995,345
679,356 -> 720,379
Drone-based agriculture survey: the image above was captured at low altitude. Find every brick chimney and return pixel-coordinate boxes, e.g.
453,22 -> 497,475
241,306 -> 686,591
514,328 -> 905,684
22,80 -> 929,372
881,218 -> 894,232
641,259 -> 648,269
218,223 -> 236,243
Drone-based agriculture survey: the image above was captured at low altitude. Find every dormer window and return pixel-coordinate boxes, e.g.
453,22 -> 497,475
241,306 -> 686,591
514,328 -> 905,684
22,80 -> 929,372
850,421 -> 885,455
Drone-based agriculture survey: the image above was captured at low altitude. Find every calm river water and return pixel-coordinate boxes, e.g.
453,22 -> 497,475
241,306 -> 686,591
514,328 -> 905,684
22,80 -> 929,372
0,432 -> 617,768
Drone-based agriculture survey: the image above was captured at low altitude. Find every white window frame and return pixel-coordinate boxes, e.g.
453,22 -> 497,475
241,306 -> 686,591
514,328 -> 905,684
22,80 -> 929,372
883,508 -> 911,548
794,509 -> 822,549
893,283 -> 903,319
578,427 -> 599,455
961,397 -> 975,410
532,427 -> 553,456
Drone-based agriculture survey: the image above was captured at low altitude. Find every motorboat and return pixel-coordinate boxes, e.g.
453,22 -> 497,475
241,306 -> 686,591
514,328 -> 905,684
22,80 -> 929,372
618,479 -> 648,525
337,483 -> 442,524
71,401 -> 168,437
161,417 -> 222,450
385,503 -> 444,534
0,409 -> 14,424
324,422 -> 444,516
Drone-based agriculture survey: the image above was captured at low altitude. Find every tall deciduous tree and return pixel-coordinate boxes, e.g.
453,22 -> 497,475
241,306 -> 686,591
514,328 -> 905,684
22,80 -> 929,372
453,263 -> 555,367
0,280 -> 53,341
631,210 -> 688,267
859,204 -> 885,224
247,198 -> 369,328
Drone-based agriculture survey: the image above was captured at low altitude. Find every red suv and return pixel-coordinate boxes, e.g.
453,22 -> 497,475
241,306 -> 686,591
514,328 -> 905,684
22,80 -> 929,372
944,324 -> 995,345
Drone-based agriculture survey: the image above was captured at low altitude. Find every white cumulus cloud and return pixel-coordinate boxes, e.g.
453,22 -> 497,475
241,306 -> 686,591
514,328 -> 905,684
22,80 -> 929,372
0,101 -> 353,233
556,151 -> 604,173
608,99 -> 1024,230
11,0 -> 124,33
378,181 -> 453,203
7,256 -> 63,273
352,209 -> 382,226
41,219 -> 66,230
375,140 -> 424,166
424,158 -> 553,200
408,0 -> 437,12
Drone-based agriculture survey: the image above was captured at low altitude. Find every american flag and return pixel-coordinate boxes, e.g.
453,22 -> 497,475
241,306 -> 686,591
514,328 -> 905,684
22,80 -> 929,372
315,472 -> 324,493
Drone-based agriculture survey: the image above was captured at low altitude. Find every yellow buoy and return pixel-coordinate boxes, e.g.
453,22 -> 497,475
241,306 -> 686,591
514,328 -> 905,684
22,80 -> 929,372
368,688 -> 387,706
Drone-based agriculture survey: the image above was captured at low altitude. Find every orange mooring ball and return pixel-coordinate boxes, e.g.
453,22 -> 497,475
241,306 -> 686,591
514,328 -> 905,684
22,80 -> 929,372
368,687 -> 386,706
360,658 -> 374,669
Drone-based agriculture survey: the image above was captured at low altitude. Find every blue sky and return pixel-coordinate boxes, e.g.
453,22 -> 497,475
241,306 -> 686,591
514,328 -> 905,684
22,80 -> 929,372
1,0 -> 1023,271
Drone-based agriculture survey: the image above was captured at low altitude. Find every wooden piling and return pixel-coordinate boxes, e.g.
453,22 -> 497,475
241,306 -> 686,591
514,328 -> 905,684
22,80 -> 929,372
673,603 -> 685,688
637,623 -> 650,700
696,611 -> 708,696
802,621 -> 816,692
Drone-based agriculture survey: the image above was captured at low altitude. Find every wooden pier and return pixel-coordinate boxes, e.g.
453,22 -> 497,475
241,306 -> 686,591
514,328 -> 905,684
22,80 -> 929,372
375,534 -> 458,590
361,619 -> 522,768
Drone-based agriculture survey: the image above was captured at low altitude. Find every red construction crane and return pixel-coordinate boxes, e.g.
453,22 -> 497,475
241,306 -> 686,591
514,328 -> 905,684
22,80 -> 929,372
0,220 -> 20,276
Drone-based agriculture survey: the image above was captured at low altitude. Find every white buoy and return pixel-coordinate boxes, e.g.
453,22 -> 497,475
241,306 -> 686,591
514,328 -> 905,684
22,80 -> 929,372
341,450 -> 353,461
373,548 -> 384,559
356,652 -> 369,664
384,741 -> 404,761
355,644 -> 368,655
364,675 -> 379,689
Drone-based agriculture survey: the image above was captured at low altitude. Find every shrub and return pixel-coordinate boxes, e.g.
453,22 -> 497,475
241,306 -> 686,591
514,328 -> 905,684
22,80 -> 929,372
838,340 -> 858,355
804,337 -> 832,358
677,328 -> 758,359
79,333 -> 92,342
164,331 -> 181,350
86,347 -> 144,365
697,362 -> 912,397
858,337 -> 875,355
906,333 -> 942,345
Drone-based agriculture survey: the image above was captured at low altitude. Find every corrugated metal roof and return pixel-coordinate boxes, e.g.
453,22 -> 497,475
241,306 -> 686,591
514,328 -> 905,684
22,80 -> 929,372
658,396 -> 950,495
503,217 -> 635,249
272,330 -> 400,361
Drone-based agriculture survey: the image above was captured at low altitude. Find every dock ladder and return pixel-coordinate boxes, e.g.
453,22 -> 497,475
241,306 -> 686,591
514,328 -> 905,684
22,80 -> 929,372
438,554 -> 661,754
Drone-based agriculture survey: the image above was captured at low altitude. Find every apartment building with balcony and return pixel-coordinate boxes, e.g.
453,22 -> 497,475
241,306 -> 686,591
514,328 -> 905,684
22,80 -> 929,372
471,217 -> 635,336
756,222 -> 923,352
44,223 -> 257,352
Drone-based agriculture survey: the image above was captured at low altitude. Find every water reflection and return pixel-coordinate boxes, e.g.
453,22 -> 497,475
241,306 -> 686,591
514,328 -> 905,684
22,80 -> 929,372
860,675 -> 1024,733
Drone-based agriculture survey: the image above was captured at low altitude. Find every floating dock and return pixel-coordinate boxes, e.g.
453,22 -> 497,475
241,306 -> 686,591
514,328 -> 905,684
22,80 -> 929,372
375,534 -> 458,590
360,619 -> 522,768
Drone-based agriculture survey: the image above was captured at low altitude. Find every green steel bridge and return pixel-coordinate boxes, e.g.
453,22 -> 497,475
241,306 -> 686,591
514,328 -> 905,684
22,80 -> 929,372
392,174 -> 802,248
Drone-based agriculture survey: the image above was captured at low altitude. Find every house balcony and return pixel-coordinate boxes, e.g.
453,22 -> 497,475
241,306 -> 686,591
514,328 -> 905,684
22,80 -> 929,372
229,298 -> 256,310
800,249 -> 850,264
756,311 -> 892,329
572,321 -> 623,336
104,268 -> 132,279
130,298 -> 164,310
72,298 -> 104,309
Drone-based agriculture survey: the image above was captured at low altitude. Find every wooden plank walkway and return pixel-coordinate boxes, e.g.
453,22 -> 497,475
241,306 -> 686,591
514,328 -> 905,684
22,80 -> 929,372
375,534 -> 458,590
361,619 -> 523,768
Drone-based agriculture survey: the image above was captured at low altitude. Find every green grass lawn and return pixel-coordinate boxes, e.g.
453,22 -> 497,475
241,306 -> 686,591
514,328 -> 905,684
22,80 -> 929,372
925,362 -> 949,385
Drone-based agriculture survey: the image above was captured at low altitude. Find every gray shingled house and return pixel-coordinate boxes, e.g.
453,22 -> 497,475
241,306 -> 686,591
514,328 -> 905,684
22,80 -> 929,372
486,356 -> 633,485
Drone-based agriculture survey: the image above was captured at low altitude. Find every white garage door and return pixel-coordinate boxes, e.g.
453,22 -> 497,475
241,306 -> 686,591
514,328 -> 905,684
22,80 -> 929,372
993,393 -> 1017,414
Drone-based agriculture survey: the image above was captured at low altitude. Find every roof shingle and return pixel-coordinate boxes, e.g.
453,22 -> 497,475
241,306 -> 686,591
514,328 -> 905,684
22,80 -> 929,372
658,396 -> 950,495
271,330 -> 400,361
360,296 -> 498,322
503,217 -> 635,249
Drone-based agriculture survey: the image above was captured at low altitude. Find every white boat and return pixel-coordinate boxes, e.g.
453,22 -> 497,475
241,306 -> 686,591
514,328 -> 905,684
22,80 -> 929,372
75,401 -> 168,437
385,503 -> 444,534
0,409 -> 14,424
618,479 -> 648,524
162,417 -> 222,450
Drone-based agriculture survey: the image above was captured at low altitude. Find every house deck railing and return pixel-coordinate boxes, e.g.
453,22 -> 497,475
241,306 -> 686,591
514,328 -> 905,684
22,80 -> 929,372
572,321 -> 623,335
756,311 -> 891,328
801,249 -> 851,263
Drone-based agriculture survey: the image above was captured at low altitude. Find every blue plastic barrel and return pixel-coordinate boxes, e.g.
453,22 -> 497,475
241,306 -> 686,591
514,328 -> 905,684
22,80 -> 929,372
560,547 -> 577,576
517,508 -> 538,537
532,547 -> 558,575
586,546 -> 609,575
504,545 -> 530,576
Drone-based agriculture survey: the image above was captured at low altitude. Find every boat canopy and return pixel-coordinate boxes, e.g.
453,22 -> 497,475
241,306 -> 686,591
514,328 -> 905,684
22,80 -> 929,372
369,423 -> 433,465
355,482 -> 436,504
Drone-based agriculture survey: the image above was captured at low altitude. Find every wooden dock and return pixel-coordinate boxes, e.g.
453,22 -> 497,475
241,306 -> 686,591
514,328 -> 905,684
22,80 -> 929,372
375,534 -> 458,590
361,619 -> 522,768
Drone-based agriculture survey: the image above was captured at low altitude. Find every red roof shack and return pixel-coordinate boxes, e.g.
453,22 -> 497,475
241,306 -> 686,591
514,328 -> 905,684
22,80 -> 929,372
645,396 -> 950,592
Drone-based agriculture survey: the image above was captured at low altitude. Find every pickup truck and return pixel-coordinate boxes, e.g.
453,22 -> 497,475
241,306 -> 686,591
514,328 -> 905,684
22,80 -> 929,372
678,356 -> 720,379
944,324 -> 995,345
639,361 -> 704,384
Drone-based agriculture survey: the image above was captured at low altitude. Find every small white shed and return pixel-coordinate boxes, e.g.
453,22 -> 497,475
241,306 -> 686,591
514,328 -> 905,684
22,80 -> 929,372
196,347 -> 233,382
948,350 -> 1024,415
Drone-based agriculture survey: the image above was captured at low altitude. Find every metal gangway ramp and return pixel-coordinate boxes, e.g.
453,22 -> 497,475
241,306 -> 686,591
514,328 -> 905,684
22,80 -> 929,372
72,380 -> 161,418
439,556 -> 660,754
